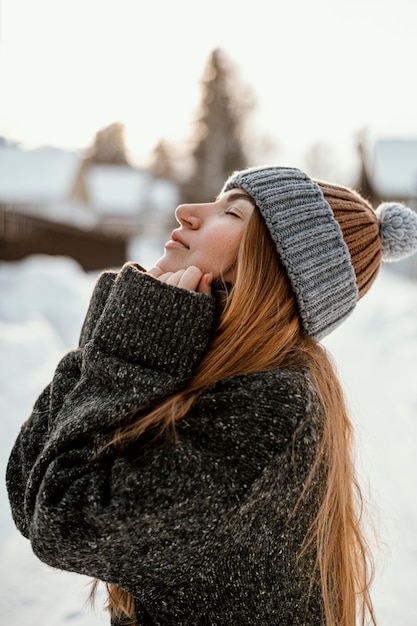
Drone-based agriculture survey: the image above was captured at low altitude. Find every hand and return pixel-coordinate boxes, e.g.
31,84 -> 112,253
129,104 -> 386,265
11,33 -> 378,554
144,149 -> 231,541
147,266 -> 213,295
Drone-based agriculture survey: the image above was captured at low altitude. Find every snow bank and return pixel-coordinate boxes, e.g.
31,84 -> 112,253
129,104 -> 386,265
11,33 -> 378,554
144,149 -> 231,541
1,253 -> 416,625
323,268 -> 417,625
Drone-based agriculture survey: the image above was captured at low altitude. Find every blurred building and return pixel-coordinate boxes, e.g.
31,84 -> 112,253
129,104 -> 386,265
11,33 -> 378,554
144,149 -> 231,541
359,138 -> 417,207
0,139 -> 178,271
359,137 -> 417,279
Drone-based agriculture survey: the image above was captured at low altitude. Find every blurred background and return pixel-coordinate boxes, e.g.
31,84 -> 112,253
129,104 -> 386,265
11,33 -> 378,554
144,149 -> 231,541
1,0 -> 417,624
1,0 -> 417,278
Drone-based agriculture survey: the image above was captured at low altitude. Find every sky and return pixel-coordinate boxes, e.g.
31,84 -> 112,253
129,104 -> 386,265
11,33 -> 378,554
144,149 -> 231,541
1,0 -> 417,183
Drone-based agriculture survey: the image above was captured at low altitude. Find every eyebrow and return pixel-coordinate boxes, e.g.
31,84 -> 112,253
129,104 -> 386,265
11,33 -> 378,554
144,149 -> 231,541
217,191 -> 256,206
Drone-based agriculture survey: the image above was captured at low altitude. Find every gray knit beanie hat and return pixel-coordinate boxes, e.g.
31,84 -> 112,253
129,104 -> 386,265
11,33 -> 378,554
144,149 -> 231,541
221,166 -> 417,339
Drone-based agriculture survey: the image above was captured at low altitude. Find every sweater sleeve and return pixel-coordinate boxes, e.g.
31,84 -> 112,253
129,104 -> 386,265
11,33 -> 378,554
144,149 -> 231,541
78,268 -> 119,347
5,268 -> 118,538
6,263 -> 215,541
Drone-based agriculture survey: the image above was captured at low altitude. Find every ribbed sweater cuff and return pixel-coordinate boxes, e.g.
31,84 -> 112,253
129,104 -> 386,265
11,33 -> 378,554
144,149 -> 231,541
78,264 -> 148,347
90,263 -> 216,378
79,270 -> 118,347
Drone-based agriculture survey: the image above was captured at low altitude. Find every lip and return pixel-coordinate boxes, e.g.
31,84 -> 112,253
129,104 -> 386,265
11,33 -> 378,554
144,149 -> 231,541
165,230 -> 189,249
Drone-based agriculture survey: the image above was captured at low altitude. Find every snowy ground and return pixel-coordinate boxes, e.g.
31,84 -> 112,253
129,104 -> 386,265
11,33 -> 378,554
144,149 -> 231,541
1,249 -> 416,625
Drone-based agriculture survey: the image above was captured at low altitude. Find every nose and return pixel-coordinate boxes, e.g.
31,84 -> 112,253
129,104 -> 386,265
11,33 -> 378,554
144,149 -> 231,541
175,203 -> 207,229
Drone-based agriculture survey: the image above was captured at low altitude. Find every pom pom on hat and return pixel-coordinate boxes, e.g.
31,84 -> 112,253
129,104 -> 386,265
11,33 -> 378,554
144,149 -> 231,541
376,202 -> 417,261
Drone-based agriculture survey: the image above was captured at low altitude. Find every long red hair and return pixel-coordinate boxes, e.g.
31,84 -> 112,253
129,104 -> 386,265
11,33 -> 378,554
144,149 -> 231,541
92,208 -> 376,626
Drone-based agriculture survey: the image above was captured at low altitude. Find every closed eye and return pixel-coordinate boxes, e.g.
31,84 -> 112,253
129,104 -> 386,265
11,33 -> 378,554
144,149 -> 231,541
225,209 -> 240,218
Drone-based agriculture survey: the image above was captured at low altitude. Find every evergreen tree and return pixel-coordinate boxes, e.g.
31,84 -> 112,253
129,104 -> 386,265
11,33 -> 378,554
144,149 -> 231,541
305,142 -> 335,182
149,140 -> 177,181
356,132 -> 375,202
72,122 -> 130,203
182,48 -> 253,203
89,122 -> 129,165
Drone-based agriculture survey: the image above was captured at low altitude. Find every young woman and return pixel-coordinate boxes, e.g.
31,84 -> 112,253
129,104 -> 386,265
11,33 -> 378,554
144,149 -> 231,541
7,166 -> 417,626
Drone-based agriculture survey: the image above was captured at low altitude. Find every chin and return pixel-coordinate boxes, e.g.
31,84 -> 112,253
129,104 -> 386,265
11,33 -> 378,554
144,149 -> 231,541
153,256 -> 171,272
153,259 -> 182,274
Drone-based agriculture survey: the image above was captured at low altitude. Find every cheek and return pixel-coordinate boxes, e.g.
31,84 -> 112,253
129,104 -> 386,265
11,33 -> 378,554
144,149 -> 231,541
208,231 -> 242,266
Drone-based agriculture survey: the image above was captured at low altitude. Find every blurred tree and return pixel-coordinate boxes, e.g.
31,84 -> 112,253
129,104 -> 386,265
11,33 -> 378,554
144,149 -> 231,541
181,48 -> 254,203
149,139 -> 177,180
304,142 -> 335,181
88,122 -> 129,165
356,131 -> 375,201
73,122 -> 130,202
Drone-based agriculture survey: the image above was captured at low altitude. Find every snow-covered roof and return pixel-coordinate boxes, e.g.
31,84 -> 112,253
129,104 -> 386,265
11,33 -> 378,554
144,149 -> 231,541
372,139 -> 417,198
85,165 -> 151,215
148,178 -> 179,214
0,143 -> 180,225
0,145 -> 80,203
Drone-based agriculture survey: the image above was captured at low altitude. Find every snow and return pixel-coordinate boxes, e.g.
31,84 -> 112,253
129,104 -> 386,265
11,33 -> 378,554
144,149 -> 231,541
85,166 -> 151,216
1,253 -> 417,625
0,146 -> 80,203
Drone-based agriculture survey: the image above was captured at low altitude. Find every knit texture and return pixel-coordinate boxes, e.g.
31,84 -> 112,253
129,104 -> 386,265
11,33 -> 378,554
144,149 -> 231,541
222,166 -> 359,339
223,166 -> 417,336
316,181 -> 382,298
7,263 -> 325,625
377,202 -> 417,260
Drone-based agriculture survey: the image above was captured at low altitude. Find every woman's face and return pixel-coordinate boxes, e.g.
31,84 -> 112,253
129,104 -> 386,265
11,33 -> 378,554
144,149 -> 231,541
155,189 -> 255,282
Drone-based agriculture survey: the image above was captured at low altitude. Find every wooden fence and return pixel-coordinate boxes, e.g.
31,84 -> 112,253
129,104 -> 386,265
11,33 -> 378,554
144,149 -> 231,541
0,205 -> 128,271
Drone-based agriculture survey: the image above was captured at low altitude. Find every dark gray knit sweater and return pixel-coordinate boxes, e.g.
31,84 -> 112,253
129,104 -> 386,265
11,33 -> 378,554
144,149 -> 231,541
6,263 -> 325,625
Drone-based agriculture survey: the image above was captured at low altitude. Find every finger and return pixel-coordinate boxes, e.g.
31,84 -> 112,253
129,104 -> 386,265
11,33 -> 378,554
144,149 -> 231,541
197,273 -> 213,295
149,271 -> 174,284
165,270 -> 186,286
147,266 -> 164,278
177,266 -> 204,291
155,271 -> 174,283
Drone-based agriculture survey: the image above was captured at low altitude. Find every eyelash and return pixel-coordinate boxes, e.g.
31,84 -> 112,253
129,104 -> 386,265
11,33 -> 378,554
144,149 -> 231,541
225,209 -> 240,218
